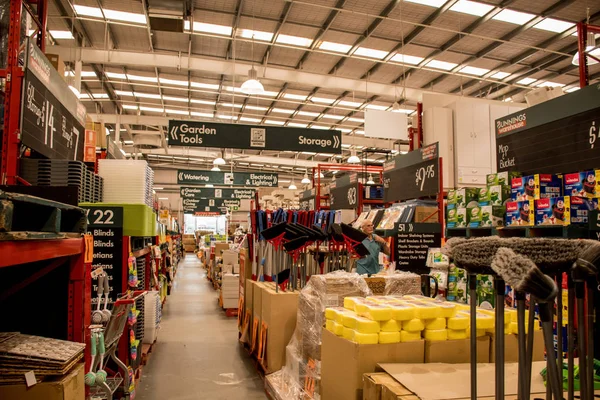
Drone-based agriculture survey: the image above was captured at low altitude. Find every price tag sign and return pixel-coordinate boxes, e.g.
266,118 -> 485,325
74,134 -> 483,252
331,173 -> 359,209
383,143 -> 440,202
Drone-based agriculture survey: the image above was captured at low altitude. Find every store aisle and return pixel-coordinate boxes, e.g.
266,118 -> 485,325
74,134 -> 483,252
136,254 -> 266,400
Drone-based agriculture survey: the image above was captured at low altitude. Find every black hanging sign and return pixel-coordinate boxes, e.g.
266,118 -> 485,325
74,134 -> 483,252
180,187 -> 255,199
177,169 -> 278,187
330,173 -> 359,209
383,143 -> 439,202
182,197 -> 241,211
20,38 -> 86,161
183,206 -> 228,216
496,83 -> 600,174
82,206 -> 124,305
299,188 -> 316,210
396,223 -> 442,273
168,120 -> 342,154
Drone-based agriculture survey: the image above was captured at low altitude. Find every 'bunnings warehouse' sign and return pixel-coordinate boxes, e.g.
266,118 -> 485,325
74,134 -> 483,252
168,120 -> 342,154
180,187 -> 255,199
177,169 -> 278,187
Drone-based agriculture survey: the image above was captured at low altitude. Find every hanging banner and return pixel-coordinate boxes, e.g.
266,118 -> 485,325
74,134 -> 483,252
496,83 -> 600,174
383,143 -> 439,202
177,169 -> 278,187
180,187 -> 255,199
20,38 -> 86,161
182,197 -> 241,212
330,173 -> 359,209
168,120 -> 342,154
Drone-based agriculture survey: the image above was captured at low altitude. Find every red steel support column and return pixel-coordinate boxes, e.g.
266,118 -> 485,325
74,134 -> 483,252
577,22 -> 589,88
417,103 -> 423,149
36,0 -> 47,52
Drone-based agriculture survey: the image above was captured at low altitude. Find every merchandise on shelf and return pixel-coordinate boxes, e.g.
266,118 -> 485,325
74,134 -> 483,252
563,170 -> 600,198
447,187 -> 478,208
487,185 -> 511,206
535,196 -> 570,226
467,203 -> 493,228
98,159 -> 154,207
570,196 -> 599,224
511,174 -> 562,201
505,200 -> 534,227
486,171 -> 521,187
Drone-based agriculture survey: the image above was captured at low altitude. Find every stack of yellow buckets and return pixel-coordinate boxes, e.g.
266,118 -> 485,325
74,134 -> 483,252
325,295 -> 539,344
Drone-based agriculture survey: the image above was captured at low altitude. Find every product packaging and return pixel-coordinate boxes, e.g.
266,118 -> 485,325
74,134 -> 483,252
467,204 -> 493,228
448,188 -> 478,208
446,204 -> 458,228
476,274 -> 495,309
477,187 -> 491,205
486,171 -> 521,187
446,265 -> 467,303
492,205 -> 506,228
511,174 -> 563,201
570,196 -> 599,224
563,170 -> 599,198
505,200 -> 534,227
456,207 -> 467,228
535,196 -> 570,226
488,185 -> 511,206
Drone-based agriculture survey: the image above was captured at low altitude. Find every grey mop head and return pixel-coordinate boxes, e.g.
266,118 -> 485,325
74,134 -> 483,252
575,240 -> 600,277
441,237 -> 469,258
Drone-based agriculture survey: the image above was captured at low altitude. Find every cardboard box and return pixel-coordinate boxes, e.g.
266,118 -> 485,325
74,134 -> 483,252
511,174 -> 562,201
213,242 -> 230,256
424,336 -> 490,364
467,204 -> 493,228
381,378 -> 418,400
261,287 -> 299,373
570,196 -> 599,224
239,248 -> 253,281
486,171 -> 521,187
563,170 -> 599,198
0,363 -> 84,400
505,200 -> 534,227
363,373 -> 414,400
45,53 -> 65,77
490,331 -> 544,363
321,329 -> 424,400
535,196 -> 570,226
414,206 -> 439,223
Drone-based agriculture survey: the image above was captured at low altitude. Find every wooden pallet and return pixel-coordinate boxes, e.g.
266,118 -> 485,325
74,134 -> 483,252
0,190 -> 87,236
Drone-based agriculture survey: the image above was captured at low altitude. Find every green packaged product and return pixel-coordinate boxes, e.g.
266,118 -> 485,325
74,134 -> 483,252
492,205 -> 506,228
476,274 -> 495,309
446,204 -> 458,228
456,207 -> 467,228
486,171 -> 522,187
478,187 -> 491,204
467,204 -> 493,228
452,188 -> 479,208
488,185 -> 511,206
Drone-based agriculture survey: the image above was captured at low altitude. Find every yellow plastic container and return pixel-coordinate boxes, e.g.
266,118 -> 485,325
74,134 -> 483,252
400,330 -> 422,342
423,329 -> 448,341
380,319 -> 402,332
447,329 -> 468,340
379,331 -> 401,344
353,331 -> 379,344
402,318 -> 425,332
424,318 -> 446,330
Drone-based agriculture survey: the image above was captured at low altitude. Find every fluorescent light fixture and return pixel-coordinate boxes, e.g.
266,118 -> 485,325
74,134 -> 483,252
565,87 -> 579,93
503,97 -> 512,102
49,30 -> 74,39
288,122 -> 308,128
69,86 -> 80,97
311,97 -> 335,104
366,104 -> 388,110
123,140 -> 135,145
159,77 -> 188,86
241,67 -> 265,95
298,111 -> 320,117
73,5 -> 103,18
536,81 -> 565,88
354,130 -> 365,135
354,47 -> 388,59
338,100 -> 363,107
239,29 -> 273,41
319,41 -> 352,53
265,120 -> 285,125
426,60 -> 458,70
134,92 -> 161,99
211,166 -> 221,172
92,93 -> 109,99
534,18 -> 574,33
460,66 -> 489,76
311,125 -> 330,130
123,104 -> 138,110
190,99 -> 216,105
191,111 -> 214,118
322,114 -> 344,120
127,74 -> 157,83
103,9 -> 147,24
140,106 -> 165,113
517,77 -> 537,85
106,72 -> 127,80
217,115 -> 237,120
390,54 -> 424,65
240,117 -> 261,123
492,9 -> 535,25
115,90 -> 134,97
348,117 -> 364,123
79,93 -> 90,99
450,0 -> 494,17
271,108 -> 295,114
191,81 -> 220,90
166,109 -> 189,115
491,71 -> 511,79
219,103 -> 243,108
81,71 -> 96,77
392,108 -> 414,114
404,0 -> 446,7
246,105 -> 268,111
162,96 -> 188,103
283,93 -> 308,101
276,34 -> 312,47
186,21 -> 232,36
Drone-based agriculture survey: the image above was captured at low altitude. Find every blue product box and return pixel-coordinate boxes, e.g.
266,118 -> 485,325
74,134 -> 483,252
505,200 -> 534,227
511,174 -> 563,201
570,196 -> 599,224
535,196 -> 570,226
563,170 -> 599,198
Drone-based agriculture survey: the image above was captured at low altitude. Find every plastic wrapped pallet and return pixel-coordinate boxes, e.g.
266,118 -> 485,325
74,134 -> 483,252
364,271 -> 421,296
279,271 -> 371,399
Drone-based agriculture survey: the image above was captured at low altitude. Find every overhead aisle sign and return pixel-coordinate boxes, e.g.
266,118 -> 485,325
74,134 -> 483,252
182,197 -> 241,212
177,169 -> 278,187
180,187 -> 255,199
330,173 -> 359,209
168,120 -> 342,154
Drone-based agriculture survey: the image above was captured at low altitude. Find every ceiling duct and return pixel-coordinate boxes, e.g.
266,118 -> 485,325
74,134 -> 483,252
133,134 -> 163,149
147,0 -> 187,33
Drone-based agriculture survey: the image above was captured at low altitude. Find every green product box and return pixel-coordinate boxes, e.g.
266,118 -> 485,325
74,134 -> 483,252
450,187 -> 479,208
447,189 -> 458,205
478,187 -> 491,204
488,185 -> 511,206
447,265 -> 467,303
492,205 -> 506,228
476,274 -> 495,309
486,171 -> 521,187
456,207 -> 467,228
467,204 -> 493,228
446,204 -> 458,228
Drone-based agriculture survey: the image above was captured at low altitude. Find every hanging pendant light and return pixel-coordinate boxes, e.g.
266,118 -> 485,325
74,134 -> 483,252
211,166 -> 221,172
301,172 -> 311,184
314,171 -> 325,179
571,31 -> 598,65
289,181 -> 297,190
348,149 -> 360,164
213,150 -> 226,165
241,67 -> 265,95
366,174 -> 375,185
392,101 -> 402,112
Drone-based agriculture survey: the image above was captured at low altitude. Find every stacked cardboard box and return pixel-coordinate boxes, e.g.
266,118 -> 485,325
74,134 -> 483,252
183,234 -> 196,252
221,273 -> 239,309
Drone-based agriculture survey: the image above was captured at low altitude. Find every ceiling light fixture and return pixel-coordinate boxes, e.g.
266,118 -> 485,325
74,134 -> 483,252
392,101 -> 402,112
366,175 -> 375,185
241,68 -> 265,95
301,172 -> 311,184
288,181 -> 298,190
211,166 -> 221,171
213,151 -> 226,165
571,32 -> 599,66
348,150 -> 360,164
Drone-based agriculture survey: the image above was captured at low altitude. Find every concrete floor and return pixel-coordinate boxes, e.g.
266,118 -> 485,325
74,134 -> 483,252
136,255 -> 267,400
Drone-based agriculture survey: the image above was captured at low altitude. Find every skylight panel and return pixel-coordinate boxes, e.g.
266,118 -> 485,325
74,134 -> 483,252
187,21 -> 232,36
127,74 -> 157,83
284,93 -> 308,101
166,109 -> 189,115
191,111 -> 214,117
565,87 -> 579,93
246,105 -> 268,111
366,104 -> 388,110
390,54 -> 424,65
239,29 -> 273,42
103,9 -> 147,24
322,114 -> 344,120
348,117 -> 364,123
92,93 -> 109,99
190,81 -> 220,90
459,66 -> 489,76
240,117 -> 262,123
517,77 -> 537,85
311,125 -> 330,130
163,96 -> 189,103
426,60 -> 457,70
219,103 -> 244,108
298,111 -> 320,117
134,92 -> 161,99
73,5 -> 103,18
338,100 -> 363,107
106,72 -> 127,79
311,97 -> 335,104
217,115 -> 237,120
49,30 -> 74,39
354,47 -> 388,59
450,0 -> 494,17
81,71 -> 97,77
404,0 -> 446,7
122,104 -> 138,110
115,90 -> 134,97
140,106 -> 164,113
319,41 -> 352,53
534,18 -> 575,33
265,120 -> 285,125
159,77 -> 188,86
491,71 -> 510,79
276,34 -> 312,47
492,9 -> 535,25
288,122 -> 308,128
536,81 -> 565,88
271,108 -> 295,114
190,99 -> 216,105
